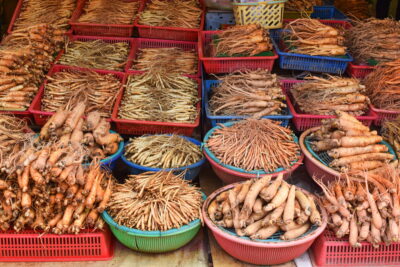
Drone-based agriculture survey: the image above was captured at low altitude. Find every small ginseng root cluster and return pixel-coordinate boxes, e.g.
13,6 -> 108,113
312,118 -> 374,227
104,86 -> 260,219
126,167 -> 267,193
209,69 -> 286,118
39,102 -> 123,163
291,76 -> 369,116
285,0 -> 322,11
316,164 -> 400,248
207,175 -> 322,241
283,19 -> 346,56
214,24 -> 273,57
107,171 -> 202,231
78,0 -> 139,24
310,111 -> 395,173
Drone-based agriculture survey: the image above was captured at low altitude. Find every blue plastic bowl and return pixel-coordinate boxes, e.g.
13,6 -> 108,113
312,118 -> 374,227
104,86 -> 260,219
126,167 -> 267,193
121,135 -> 205,181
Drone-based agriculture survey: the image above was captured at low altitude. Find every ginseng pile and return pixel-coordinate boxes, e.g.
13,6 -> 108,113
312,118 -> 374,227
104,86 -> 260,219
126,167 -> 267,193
364,59 -> 400,110
311,111 -> 394,173
208,175 -> 322,240
0,115 -> 34,172
107,171 -> 202,231
133,47 -> 198,75
139,0 -> 202,28
316,166 -> 400,248
13,0 -> 77,30
42,69 -> 121,117
206,119 -> 300,172
215,24 -> 273,57
0,24 -> 65,111
118,72 -> 199,123
382,116 -> 400,159
124,135 -> 202,168
334,0 -> 370,20
283,19 -> 346,56
77,0 -> 139,24
345,19 -> 400,64
285,0 -> 322,11
209,70 -> 286,118
59,40 -> 130,71
39,103 -> 122,162
291,76 -> 369,116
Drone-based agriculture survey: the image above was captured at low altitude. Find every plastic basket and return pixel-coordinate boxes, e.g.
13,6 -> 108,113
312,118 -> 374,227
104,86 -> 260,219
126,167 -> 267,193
29,65 -> 125,126
136,0 -> 205,41
0,228 -> 114,262
271,20 -> 352,74
204,80 -> 292,127
205,11 -> 235,30
199,31 -> 278,74
370,106 -> 400,126
346,62 -> 375,79
284,7 -> 313,19
281,79 -> 377,131
311,6 -> 347,20
101,193 -> 206,253
311,230 -> 400,267
54,35 -> 135,72
203,183 -> 327,265
121,135 -> 205,180
112,73 -> 201,136
127,38 -> 200,77
232,0 -> 286,29
69,0 -> 140,37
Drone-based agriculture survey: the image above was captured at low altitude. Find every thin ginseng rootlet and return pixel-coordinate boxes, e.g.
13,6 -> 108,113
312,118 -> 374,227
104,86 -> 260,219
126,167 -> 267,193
206,119 -> 300,172
208,175 -> 322,241
107,171 -> 202,231
124,135 -> 202,169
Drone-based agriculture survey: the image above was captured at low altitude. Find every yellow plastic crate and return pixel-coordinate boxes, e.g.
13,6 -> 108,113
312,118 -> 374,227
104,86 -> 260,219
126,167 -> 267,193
284,7 -> 313,19
232,0 -> 287,29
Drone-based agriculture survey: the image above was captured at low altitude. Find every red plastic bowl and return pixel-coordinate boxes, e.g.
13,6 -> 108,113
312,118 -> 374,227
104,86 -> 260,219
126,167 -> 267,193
203,183 -> 327,265
204,150 -> 304,184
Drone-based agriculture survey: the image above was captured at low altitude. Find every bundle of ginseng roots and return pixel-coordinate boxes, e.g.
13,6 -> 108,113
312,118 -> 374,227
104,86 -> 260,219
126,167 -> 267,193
107,171 -> 202,231
118,71 -> 199,123
38,102 -> 122,163
0,24 -> 65,111
214,24 -> 273,57
59,39 -> 130,71
208,175 -> 322,240
139,0 -> 202,28
42,69 -> 121,117
13,0 -> 77,30
316,165 -> 400,248
345,19 -> 400,64
311,111 -> 396,173
132,47 -> 198,75
209,70 -> 286,118
0,157 -> 112,233
285,0 -> 322,11
291,76 -> 369,116
283,19 -> 346,56
382,116 -> 400,159
364,59 -> 400,111
206,119 -> 300,172
78,0 -> 139,24
334,0 -> 370,20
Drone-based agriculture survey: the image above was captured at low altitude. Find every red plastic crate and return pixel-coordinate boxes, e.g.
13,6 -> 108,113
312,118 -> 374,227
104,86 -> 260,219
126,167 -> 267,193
311,230 -> 400,267
54,35 -> 135,72
136,0 -> 205,41
29,65 -> 125,126
281,79 -> 377,131
199,31 -> 278,74
112,72 -> 201,136
346,62 -> 375,79
69,0 -> 141,37
127,38 -> 201,77
370,105 -> 400,126
0,228 -> 114,262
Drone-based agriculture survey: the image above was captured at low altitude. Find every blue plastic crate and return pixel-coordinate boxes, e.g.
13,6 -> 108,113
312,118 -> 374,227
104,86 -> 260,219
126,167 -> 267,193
204,80 -> 293,127
205,11 -> 235,30
311,6 -> 347,20
271,31 -> 353,74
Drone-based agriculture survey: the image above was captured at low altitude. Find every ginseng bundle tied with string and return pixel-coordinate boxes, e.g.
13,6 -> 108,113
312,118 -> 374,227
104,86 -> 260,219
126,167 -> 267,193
209,69 -> 286,118
206,118 -> 300,172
